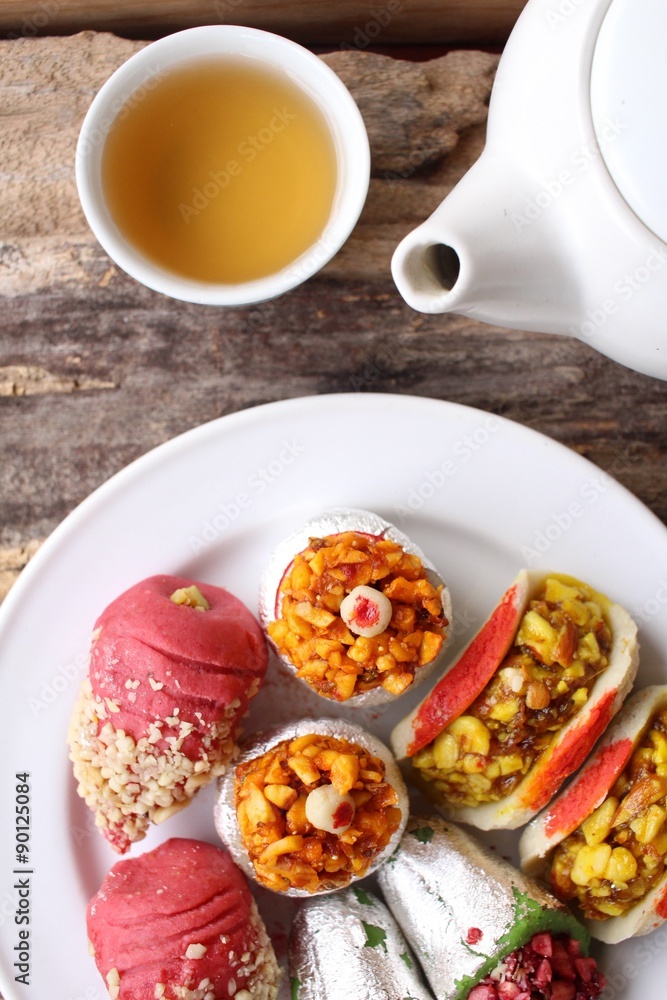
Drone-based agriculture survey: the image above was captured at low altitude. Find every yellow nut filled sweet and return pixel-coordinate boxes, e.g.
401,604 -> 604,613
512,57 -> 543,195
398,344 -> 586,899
259,509 -> 451,705
521,686 -> 667,942
214,719 -> 408,896
392,570 -> 638,830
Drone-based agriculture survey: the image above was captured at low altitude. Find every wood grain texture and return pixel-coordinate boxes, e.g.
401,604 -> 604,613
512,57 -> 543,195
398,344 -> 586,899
0,538 -> 42,602
0,0 -> 524,46
1,32 -> 667,600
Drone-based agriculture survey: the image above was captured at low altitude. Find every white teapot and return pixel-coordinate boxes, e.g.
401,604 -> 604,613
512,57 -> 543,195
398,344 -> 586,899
392,0 -> 667,380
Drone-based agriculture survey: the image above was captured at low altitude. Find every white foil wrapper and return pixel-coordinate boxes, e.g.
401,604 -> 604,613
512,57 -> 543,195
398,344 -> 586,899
289,886 -> 433,1000
214,717 -> 409,897
259,508 -> 452,707
378,816 -> 589,1000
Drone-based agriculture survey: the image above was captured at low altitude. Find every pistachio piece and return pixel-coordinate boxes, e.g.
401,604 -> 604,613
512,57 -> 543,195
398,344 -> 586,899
169,585 -> 210,610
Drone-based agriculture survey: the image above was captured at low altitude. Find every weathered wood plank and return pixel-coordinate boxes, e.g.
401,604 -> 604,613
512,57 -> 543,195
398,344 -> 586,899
0,0 -> 524,46
0,364 -> 115,395
2,270 -> 667,557
0,538 -> 42,602
1,32 -> 666,600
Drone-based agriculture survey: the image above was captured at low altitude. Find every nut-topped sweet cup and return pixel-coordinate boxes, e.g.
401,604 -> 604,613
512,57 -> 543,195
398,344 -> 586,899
259,508 -> 452,706
214,718 -> 408,896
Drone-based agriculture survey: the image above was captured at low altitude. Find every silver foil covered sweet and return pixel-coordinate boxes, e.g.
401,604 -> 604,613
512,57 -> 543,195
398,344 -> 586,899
258,508 -> 452,707
377,816 -> 590,1000
289,885 -> 433,1000
214,717 -> 409,897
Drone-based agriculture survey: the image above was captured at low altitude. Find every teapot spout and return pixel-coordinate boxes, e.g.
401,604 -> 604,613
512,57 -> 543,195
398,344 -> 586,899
391,151 -> 580,333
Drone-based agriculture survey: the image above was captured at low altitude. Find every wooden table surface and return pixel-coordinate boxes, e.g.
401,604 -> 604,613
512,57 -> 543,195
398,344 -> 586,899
1,23 -> 667,604
0,0 -> 524,46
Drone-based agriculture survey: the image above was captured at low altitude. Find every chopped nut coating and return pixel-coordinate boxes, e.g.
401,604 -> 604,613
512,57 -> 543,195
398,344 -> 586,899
234,733 -> 401,893
268,531 -> 447,701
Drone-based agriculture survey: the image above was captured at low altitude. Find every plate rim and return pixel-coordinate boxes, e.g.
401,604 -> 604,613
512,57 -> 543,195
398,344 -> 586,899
2,392 -> 664,637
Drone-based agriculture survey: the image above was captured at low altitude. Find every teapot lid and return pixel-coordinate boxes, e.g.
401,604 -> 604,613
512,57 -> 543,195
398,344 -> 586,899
591,0 -> 667,242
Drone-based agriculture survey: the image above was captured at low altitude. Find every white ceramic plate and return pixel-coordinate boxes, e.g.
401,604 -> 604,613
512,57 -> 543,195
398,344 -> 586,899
1,393 -> 666,1000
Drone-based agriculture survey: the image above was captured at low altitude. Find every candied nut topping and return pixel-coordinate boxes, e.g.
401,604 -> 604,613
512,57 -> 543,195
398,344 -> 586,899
549,707 -> 667,920
234,732 -> 402,892
413,577 -> 612,807
267,530 -> 448,701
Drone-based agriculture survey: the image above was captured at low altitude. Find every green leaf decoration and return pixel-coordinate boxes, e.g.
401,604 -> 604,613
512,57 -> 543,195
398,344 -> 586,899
453,885 -> 590,997
399,950 -> 414,969
409,826 -> 434,843
362,921 -> 388,953
290,977 -> 301,1000
353,886 -> 374,906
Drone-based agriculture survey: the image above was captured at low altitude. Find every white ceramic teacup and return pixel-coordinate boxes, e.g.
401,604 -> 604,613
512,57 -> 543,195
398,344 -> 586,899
76,26 -> 370,306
